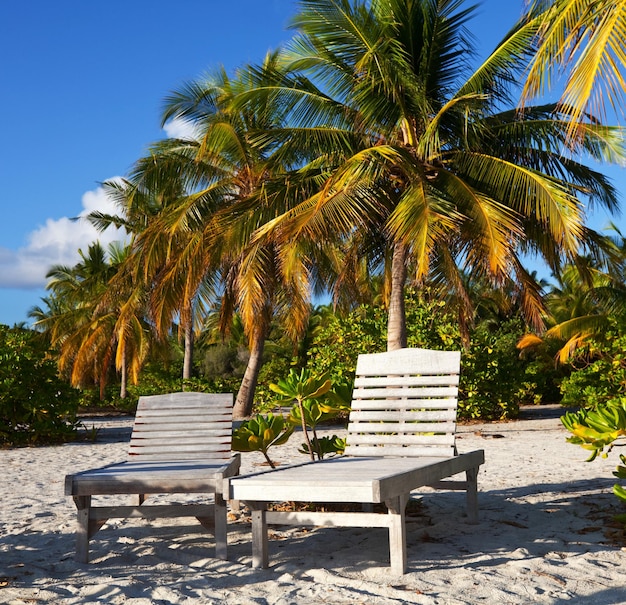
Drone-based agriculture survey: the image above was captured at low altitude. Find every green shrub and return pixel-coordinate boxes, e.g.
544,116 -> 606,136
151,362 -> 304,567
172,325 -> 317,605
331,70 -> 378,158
562,400 -> 626,521
0,325 -> 79,445
304,295 -> 543,420
559,330 -> 626,411
232,412 -> 294,468
460,320 -> 533,419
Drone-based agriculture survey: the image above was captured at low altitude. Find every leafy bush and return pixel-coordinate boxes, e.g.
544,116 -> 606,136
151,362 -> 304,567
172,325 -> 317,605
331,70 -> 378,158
305,304 -> 387,385
304,295 -> 544,419
0,325 -> 79,445
559,330 -> 626,411
460,320 -> 536,419
562,400 -> 626,521
270,368 -> 347,460
76,360 -> 242,414
232,413 -> 294,468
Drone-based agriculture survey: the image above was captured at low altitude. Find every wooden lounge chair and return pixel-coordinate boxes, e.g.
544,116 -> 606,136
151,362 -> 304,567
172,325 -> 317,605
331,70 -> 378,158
226,348 -> 485,574
65,392 -> 240,563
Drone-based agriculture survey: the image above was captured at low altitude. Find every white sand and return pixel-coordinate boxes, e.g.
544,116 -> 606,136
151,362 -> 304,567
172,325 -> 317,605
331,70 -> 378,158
1,408 -> 625,604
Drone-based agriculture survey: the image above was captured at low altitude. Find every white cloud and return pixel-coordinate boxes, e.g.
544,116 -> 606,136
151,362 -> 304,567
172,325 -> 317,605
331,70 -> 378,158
0,182 -> 128,289
163,117 -> 200,141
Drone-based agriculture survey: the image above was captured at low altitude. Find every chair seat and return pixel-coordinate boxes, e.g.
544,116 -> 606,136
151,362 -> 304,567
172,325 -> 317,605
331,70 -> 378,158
67,458 -> 239,496
229,452 -> 484,503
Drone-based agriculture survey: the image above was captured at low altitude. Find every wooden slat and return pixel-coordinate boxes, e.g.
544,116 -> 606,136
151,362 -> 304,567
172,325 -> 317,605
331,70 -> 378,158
348,410 -> 456,424
126,453 -> 231,462
350,398 -> 458,411
128,444 -> 231,455
89,504 -> 215,520
349,420 -> 455,432
343,444 -> 456,458
127,392 -> 234,461
355,348 -> 461,377
136,392 -> 231,408
132,420 -> 231,428
349,411 -> 456,425
135,410 -> 232,420
352,386 -> 458,399
265,510 -> 392,528
348,423 -> 456,436
130,434 -> 231,443
354,375 -> 459,387
347,433 -> 454,446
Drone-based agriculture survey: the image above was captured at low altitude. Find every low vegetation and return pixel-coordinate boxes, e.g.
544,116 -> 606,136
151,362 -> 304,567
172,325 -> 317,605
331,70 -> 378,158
0,325 -> 79,446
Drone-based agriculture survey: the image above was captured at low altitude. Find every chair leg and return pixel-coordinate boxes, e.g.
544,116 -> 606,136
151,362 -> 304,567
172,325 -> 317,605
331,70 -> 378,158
386,494 -> 408,575
466,467 -> 479,524
214,493 -> 228,560
73,496 -> 91,563
250,505 -> 269,568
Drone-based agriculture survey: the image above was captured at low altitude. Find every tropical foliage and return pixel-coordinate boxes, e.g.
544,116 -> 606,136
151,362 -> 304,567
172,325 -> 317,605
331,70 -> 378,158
10,0 -> 626,453
270,368 -> 349,460
305,291 -> 554,419
239,0 -> 623,354
0,325 -> 79,445
522,0 -> 626,134
30,242 -> 154,400
562,400 -> 626,518
232,413 -> 294,468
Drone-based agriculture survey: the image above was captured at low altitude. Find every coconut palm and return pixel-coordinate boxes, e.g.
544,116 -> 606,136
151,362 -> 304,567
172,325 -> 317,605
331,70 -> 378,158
120,55 -> 323,417
521,0 -> 626,132
32,242 -> 152,399
243,0 -> 624,350
520,227 -> 626,361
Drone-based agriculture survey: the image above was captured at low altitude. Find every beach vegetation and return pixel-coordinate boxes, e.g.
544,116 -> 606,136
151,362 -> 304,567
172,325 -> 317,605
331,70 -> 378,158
19,0 -> 626,437
232,412 -> 294,468
562,399 -> 626,518
89,54 -> 322,420
236,0 -> 623,358
0,325 -> 79,445
305,290 -> 557,419
30,242 -> 156,401
521,0 -> 626,138
270,368 -> 349,460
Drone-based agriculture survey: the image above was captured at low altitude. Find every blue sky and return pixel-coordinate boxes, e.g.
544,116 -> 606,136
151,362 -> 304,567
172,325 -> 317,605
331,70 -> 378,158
0,0 -> 623,326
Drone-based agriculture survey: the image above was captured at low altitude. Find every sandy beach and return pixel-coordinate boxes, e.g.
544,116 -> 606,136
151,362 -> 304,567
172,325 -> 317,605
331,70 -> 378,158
1,407 -> 625,604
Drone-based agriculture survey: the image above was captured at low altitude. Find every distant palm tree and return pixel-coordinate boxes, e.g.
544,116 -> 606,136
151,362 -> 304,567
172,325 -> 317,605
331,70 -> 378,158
520,229 -> 626,362
32,242 -> 152,399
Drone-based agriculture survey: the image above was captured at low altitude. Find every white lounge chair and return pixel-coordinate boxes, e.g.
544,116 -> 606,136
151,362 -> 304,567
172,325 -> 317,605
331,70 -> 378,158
226,348 -> 485,574
65,392 -> 240,563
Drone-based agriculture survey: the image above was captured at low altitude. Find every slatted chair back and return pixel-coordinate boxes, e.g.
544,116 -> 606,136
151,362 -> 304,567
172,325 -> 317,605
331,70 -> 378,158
345,348 -> 461,458
127,392 -> 234,462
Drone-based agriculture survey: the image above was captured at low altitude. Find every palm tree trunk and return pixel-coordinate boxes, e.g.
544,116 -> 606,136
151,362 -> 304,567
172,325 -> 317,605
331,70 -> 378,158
233,333 -> 265,419
120,354 -> 128,399
387,241 -> 408,351
183,321 -> 193,383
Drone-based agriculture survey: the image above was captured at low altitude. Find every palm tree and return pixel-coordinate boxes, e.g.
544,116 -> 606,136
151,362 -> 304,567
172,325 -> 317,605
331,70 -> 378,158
32,242 -> 152,399
520,229 -> 626,362
119,56 -> 319,417
521,0 -> 626,133
244,0 -> 624,350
